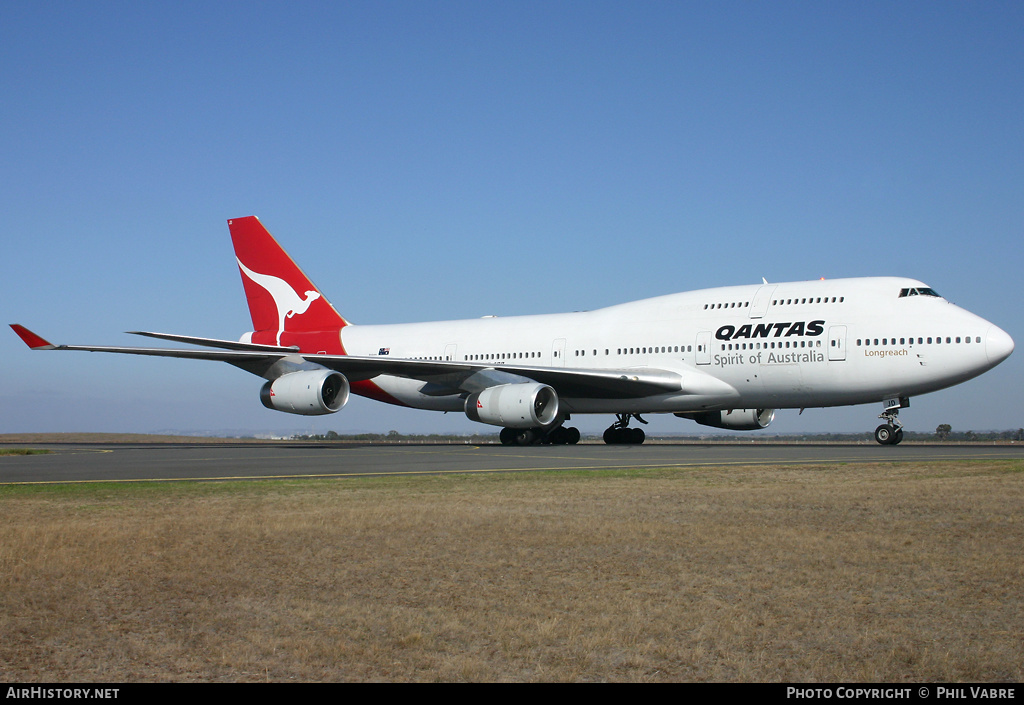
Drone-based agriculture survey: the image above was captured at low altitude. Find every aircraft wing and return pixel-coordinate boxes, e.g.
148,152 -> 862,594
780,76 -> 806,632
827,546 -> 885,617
314,356 -> 686,398
10,325 -> 725,399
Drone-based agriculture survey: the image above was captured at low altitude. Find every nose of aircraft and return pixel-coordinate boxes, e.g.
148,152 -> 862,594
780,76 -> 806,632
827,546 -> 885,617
986,325 -> 1015,365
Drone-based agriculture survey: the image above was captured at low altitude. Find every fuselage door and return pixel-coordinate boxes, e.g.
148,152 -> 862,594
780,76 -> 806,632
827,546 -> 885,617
749,285 -> 776,319
696,331 -> 712,365
828,325 -> 847,361
444,343 -> 457,362
551,338 -> 566,367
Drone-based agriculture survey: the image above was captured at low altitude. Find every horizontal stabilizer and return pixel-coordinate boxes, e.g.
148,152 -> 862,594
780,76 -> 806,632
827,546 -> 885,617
128,331 -> 299,353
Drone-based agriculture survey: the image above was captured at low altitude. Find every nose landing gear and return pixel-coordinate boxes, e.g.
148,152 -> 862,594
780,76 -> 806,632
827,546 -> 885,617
874,398 -> 908,445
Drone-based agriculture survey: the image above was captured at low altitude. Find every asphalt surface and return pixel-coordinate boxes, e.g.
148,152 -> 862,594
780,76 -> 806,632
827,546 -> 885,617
2,441 -> 1022,484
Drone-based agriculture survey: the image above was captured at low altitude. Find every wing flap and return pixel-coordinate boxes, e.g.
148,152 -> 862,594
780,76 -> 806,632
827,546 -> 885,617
313,357 -> 683,398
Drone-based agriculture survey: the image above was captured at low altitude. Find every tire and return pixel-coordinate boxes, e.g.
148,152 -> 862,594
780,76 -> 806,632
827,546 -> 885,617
874,424 -> 895,445
548,426 -> 568,445
516,429 -> 537,446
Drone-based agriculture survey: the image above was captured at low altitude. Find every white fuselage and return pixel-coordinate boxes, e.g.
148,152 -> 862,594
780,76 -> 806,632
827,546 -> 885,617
340,276 -> 1013,417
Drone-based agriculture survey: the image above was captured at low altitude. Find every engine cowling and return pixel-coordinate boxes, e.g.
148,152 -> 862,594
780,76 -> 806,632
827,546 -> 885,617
465,383 -> 559,428
260,370 -> 350,416
677,408 -> 775,430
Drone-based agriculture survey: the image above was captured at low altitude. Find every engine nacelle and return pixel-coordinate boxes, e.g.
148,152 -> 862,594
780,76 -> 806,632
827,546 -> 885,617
677,408 -> 775,431
260,370 -> 350,416
465,383 -> 559,428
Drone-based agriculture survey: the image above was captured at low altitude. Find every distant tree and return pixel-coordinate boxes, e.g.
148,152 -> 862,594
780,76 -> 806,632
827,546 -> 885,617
965,430 -> 976,441
936,424 -> 952,440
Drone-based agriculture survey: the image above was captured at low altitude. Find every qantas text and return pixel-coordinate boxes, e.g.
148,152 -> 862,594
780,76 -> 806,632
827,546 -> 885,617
716,320 -> 825,341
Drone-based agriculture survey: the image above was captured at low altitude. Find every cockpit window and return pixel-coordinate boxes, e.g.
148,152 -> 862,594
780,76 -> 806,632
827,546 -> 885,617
899,287 -> 941,298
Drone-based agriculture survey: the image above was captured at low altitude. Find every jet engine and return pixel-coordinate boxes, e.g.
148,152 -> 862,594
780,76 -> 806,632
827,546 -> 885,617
677,408 -> 775,430
465,383 -> 559,428
260,369 -> 350,416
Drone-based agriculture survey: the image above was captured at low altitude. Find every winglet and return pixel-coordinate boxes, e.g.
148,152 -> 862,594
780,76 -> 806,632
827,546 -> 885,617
10,324 -> 56,350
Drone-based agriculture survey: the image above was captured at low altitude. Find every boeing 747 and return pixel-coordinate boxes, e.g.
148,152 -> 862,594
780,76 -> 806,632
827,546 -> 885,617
11,217 -> 1014,445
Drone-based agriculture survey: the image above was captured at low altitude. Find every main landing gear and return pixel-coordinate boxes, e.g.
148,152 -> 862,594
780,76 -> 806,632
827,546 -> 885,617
874,398 -> 907,445
499,424 -> 581,446
603,413 -> 647,445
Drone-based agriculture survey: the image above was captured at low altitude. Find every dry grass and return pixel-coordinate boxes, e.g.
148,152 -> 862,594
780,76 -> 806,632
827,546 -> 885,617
1,461 -> 1021,682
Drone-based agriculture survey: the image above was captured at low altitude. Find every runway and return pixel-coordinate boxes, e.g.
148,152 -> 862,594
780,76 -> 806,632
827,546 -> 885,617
2,441 -> 1022,484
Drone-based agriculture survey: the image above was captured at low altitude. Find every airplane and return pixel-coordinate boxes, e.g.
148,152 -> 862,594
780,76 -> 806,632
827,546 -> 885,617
10,216 -> 1015,446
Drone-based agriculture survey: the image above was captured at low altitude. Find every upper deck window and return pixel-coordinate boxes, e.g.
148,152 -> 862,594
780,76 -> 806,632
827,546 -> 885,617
899,287 -> 941,298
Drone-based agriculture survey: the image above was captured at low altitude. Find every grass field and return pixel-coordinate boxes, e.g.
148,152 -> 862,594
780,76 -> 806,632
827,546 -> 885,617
1,460 -> 1021,682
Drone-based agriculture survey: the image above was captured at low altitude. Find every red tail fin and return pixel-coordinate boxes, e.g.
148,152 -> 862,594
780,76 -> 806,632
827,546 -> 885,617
228,217 -> 349,350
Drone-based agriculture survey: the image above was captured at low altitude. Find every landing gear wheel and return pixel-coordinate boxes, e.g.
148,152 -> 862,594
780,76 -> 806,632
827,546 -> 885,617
603,416 -> 646,445
547,426 -> 580,445
566,427 -> 580,445
875,424 -> 897,445
499,428 -> 516,445
515,429 -> 538,446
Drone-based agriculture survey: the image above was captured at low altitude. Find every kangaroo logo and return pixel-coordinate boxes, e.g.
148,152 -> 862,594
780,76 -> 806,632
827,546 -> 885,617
237,259 -> 321,345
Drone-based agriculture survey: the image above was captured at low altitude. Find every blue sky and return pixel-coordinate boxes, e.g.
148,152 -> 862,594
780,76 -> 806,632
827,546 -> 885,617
3,1 -> 1022,437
